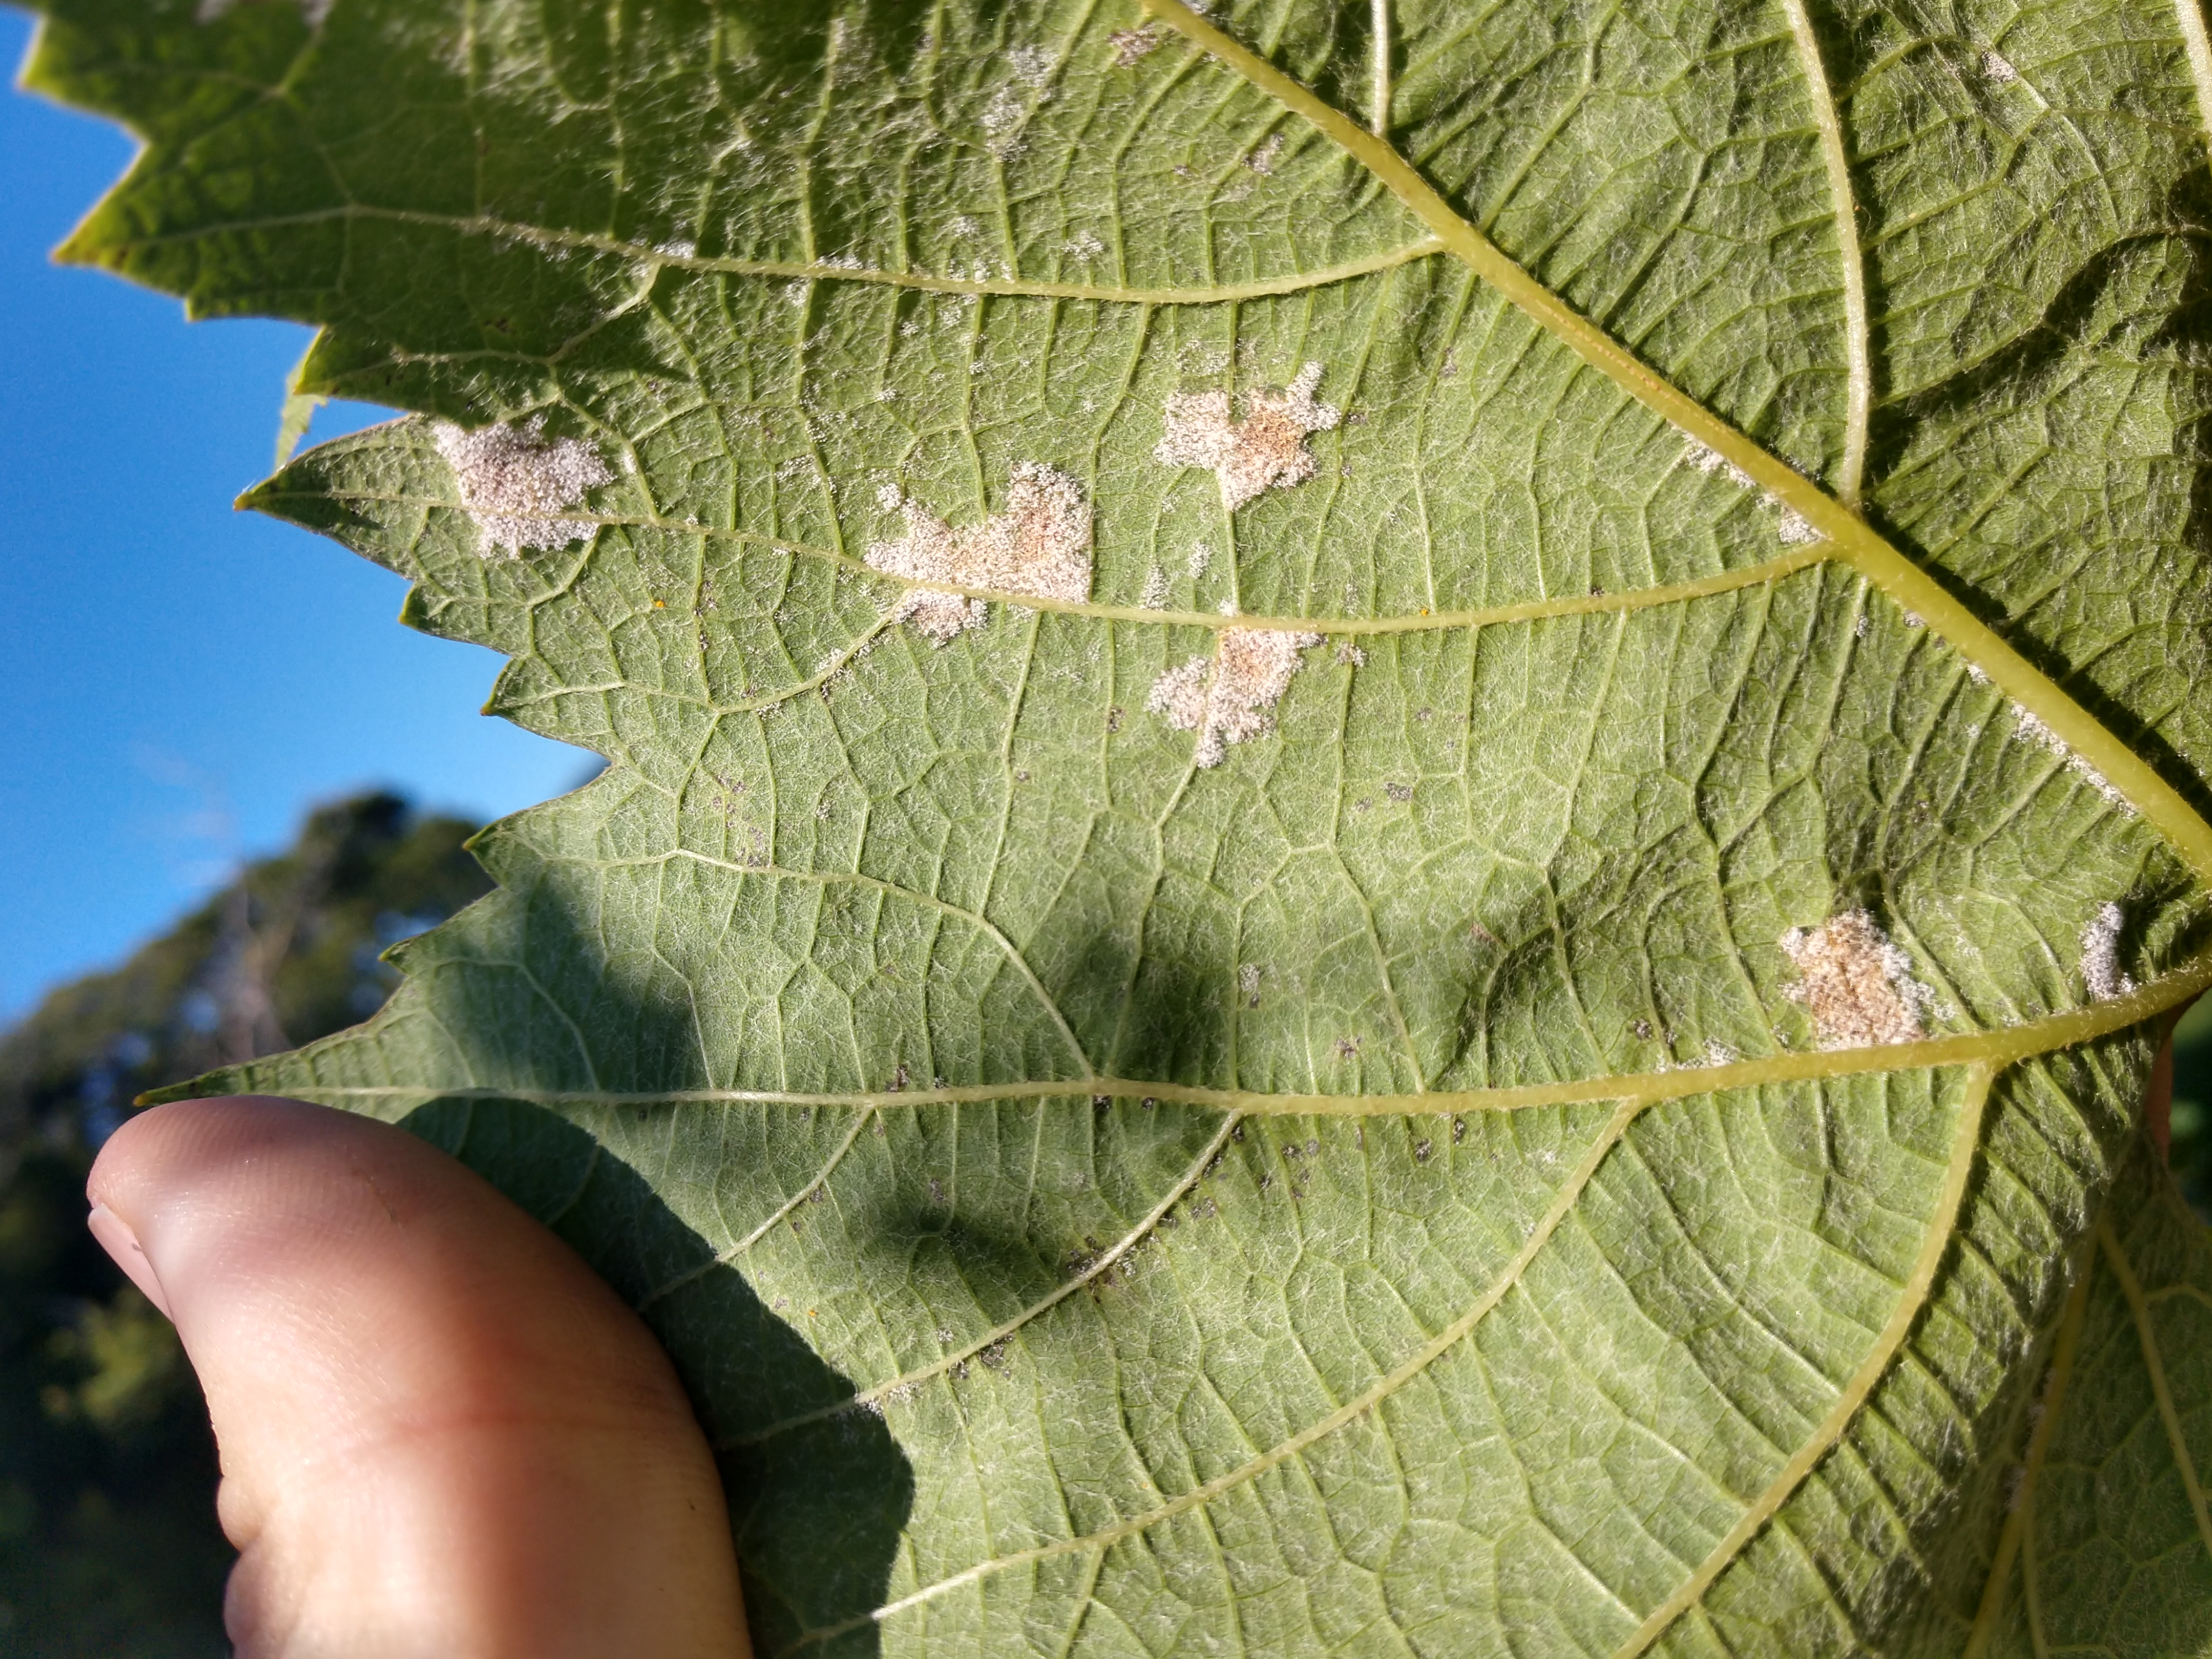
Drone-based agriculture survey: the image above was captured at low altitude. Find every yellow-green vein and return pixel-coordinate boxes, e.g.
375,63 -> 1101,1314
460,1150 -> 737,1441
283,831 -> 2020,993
240,947 -> 2212,1118
1776,0 -> 1870,507
1139,0 -> 2212,888
258,472 -> 1832,637
1964,1235 -> 2096,1659
62,202 -> 1446,307
2098,1214 -> 2212,1567
1614,1062 -> 1997,1658
785,1094 -> 1649,1649
717,1110 -> 1248,1447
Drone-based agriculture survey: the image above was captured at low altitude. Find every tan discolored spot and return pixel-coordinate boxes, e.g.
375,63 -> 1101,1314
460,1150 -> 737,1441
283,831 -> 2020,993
1154,364 -> 1340,510
1146,625 -> 1320,766
865,463 -> 1092,642
1780,911 -> 1935,1047
432,417 -> 614,555
1109,24 -> 1161,64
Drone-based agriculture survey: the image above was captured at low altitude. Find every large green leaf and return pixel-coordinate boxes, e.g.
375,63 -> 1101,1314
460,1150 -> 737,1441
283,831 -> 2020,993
28,0 -> 2212,1647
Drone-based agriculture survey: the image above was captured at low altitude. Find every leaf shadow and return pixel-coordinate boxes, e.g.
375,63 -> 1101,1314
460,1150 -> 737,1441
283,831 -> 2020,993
399,1094 -> 912,1659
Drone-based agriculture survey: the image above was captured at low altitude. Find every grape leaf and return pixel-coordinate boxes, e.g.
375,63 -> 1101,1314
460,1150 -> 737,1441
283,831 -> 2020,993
27,0 -> 2212,1648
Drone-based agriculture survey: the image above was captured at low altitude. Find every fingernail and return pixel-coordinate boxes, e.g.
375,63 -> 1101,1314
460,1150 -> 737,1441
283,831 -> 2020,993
87,1203 -> 174,1321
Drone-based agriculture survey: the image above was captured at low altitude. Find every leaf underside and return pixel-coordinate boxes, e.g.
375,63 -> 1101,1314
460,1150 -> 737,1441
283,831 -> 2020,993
30,0 -> 2212,1648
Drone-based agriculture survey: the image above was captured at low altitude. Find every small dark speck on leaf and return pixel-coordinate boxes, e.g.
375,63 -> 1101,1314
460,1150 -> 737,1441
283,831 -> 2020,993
1385,782 -> 1412,802
1413,1138 -> 1433,1164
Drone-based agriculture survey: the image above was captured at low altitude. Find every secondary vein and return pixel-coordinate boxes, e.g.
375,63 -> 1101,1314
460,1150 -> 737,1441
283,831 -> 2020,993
1614,1062 -> 1997,1657
1776,0 -> 1871,507
1139,0 -> 2212,889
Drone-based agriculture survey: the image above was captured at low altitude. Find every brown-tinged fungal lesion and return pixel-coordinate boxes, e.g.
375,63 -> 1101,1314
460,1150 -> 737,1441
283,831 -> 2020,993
1154,363 -> 1340,510
866,463 -> 1093,641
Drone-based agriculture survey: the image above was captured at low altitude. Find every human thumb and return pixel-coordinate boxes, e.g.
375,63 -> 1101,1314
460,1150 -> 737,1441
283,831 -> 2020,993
87,1095 -> 749,1659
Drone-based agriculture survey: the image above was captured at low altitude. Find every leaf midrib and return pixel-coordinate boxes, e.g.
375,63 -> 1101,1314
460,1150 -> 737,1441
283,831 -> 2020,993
1139,0 -> 2212,890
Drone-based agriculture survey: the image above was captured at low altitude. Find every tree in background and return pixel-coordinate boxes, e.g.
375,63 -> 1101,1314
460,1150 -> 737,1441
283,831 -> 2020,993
0,792 -> 490,1657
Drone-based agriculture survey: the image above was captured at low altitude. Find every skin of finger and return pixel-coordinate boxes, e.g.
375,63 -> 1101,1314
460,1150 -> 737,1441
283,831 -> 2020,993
87,1096 -> 751,1659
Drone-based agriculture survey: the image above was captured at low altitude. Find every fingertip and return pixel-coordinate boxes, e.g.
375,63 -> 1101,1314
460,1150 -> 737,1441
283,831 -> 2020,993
86,1201 -> 171,1318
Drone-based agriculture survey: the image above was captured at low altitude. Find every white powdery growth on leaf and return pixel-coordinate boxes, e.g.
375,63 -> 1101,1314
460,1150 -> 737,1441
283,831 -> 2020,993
865,463 -> 1092,642
1684,438 -> 1756,491
2081,901 -> 2135,1000
1780,910 -> 1937,1047
1776,506 -> 1822,545
2010,705 -> 2129,808
1155,364 -> 1340,510
432,418 -> 613,555
1147,627 -> 1321,766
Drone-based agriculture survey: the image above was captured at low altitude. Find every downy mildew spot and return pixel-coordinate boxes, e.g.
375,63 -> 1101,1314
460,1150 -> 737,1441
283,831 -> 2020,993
1147,625 -> 1321,766
866,463 -> 1093,641
1155,364 -> 1340,510
1780,910 -> 1936,1047
432,418 -> 614,555
2081,901 -> 2135,1000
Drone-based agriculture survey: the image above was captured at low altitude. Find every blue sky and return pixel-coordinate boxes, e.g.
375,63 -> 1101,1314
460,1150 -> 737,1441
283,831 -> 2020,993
0,12 -> 585,1020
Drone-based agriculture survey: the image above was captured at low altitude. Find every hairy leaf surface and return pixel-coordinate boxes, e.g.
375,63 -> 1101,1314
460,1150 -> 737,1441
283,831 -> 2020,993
28,0 -> 2212,1648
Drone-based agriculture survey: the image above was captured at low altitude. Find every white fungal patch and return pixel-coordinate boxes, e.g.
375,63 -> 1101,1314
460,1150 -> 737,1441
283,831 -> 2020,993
1981,48 -> 2018,82
1246,131 -> 1285,174
865,463 -> 1093,642
1109,24 -> 1161,64
1186,541 -> 1214,580
1007,45 -> 1055,86
1154,363 -> 1340,510
431,418 -> 613,555
1140,566 -> 1170,609
1775,504 -> 1822,545
2081,901 -> 2134,1000
1683,438 -> 1757,491
1064,230 -> 1105,258
1780,910 -> 1936,1047
2010,705 -> 2130,807
1146,626 -> 1321,766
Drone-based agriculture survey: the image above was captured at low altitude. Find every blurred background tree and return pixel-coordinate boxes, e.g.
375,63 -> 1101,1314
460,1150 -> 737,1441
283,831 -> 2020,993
0,792 -> 490,1656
